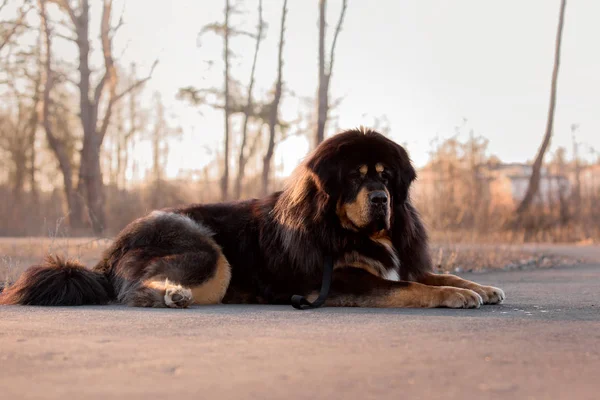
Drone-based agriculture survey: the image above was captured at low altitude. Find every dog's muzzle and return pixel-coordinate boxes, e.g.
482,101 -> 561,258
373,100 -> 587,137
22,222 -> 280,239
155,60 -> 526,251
368,190 -> 390,230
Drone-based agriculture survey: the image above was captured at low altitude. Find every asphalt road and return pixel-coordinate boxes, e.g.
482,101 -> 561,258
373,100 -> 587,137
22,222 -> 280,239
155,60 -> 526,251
1,264 -> 599,400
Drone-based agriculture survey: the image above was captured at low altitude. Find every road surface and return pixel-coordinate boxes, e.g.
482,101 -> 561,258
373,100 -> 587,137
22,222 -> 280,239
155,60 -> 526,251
1,264 -> 599,400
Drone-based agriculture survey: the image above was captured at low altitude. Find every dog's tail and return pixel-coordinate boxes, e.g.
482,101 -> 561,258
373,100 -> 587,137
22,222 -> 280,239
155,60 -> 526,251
0,256 -> 113,306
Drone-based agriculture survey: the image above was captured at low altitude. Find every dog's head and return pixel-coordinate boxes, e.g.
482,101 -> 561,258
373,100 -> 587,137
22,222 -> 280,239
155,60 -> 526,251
304,128 -> 416,233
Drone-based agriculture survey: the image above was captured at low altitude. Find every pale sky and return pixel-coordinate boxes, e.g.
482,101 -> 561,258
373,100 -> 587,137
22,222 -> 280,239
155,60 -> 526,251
56,0 -> 600,178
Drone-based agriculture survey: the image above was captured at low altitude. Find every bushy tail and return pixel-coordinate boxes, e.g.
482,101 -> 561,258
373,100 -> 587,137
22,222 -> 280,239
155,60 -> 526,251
0,256 -> 113,306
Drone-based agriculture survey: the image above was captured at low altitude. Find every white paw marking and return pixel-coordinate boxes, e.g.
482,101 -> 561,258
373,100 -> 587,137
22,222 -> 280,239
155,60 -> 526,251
164,280 -> 193,309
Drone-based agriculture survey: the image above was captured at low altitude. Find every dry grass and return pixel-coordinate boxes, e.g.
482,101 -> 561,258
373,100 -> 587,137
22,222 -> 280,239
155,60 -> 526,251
430,242 -> 582,274
429,226 -> 600,246
0,237 -> 584,284
0,237 -> 110,284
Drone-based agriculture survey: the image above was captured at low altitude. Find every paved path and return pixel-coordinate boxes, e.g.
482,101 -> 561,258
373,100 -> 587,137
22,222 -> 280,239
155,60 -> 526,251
1,264 -> 599,400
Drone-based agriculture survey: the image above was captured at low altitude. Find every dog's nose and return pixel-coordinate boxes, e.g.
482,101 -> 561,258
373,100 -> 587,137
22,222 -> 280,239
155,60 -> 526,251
368,191 -> 388,205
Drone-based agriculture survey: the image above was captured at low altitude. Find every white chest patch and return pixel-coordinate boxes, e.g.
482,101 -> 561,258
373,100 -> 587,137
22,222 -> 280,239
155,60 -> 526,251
370,235 -> 401,281
383,269 -> 400,282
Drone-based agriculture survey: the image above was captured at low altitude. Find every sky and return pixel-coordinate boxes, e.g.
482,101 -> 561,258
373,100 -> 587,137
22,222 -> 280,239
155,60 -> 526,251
47,0 -> 600,178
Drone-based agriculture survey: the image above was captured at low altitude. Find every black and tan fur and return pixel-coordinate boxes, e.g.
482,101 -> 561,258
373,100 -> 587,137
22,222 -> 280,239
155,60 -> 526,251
0,128 -> 504,309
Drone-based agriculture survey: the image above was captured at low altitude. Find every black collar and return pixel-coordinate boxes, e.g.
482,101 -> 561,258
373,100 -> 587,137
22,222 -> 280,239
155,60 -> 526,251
291,255 -> 333,310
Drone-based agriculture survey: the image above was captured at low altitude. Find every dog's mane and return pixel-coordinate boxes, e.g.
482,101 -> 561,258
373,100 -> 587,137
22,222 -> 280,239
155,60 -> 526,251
268,128 -> 430,280
273,127 -> 394,227
273,166 -> 327,230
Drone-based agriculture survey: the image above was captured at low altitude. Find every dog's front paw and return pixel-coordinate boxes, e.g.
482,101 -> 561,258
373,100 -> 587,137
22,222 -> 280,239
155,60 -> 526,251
164,285 -> 193,308
438,287 -> 483,309
469,285 -> 505,305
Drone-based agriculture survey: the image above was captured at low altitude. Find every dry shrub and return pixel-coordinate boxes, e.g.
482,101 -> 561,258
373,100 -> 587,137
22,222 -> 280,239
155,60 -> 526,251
0,172 -> 288,237
413,134 -> 600,244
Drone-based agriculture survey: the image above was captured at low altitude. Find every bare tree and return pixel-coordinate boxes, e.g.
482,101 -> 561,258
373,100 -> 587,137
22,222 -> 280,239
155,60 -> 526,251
50,0 -> 157,233
39,0 -> 82,229
121,63 -> 145,190
221,0 -> 232,201
314,0 -> 347,148
0,101 -> 39,202
28,40 -> 41,203
516,0 -> 567,215
149,93 -> 182,208
106,63 -> 146,189
0,40 -> 41,203
261,0 -> 288,196
0,0 -> 38,204
234,0 -> 264,199
180,0 -> 258,200
570,123 -> 581,217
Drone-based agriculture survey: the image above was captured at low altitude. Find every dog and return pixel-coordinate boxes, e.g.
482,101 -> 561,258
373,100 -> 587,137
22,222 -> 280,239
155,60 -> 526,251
0,128 -> 504,308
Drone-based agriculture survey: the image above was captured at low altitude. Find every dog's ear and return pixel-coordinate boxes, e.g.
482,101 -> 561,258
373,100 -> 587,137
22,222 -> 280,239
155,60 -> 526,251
391,144 -> 417,207
388,144 -> 430,279
305,143 -> 343,199
277,147 -> 340,225
394,165 -> 416,206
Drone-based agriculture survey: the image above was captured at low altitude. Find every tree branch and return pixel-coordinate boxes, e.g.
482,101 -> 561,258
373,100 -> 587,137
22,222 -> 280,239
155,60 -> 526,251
53,31 -> 78,43
235,0 -> 264,198
93,72 -> 107,105
39,0 -> 63,156
98,59 -> 158,143
0,0 -> 9,14
262,0 -> 287,195
327,0 -> 347,77
55,0 -> 78,26
113,59 -> 158,103
100,0 -> 116,91
109,3 -> 125,39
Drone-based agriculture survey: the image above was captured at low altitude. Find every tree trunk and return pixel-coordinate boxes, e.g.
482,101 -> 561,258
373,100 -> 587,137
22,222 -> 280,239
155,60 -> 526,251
570,125 -> 581,219
26,66 -> 41,203
150,94 -> 165,208
234,0 -> 264,200
516,0 -> 567,215
262,0 -> 287,195
28,111 -> 38,204
220,0 -> 231,201
74,0 -> 108,234
12,153 -> 26,202
82,149 -> 106,234
56,0 -> 155,233
314,0 -> 327,149
314,0 -> 347,149
122,63 -> 140,189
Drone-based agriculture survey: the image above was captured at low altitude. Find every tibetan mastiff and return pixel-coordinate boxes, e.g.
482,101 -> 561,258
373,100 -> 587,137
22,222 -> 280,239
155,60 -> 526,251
1,128 -> 504,308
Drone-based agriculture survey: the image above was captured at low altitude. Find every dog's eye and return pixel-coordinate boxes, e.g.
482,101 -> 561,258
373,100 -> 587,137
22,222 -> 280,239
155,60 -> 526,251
380,170 -> 391,182
348,170 -> 362,180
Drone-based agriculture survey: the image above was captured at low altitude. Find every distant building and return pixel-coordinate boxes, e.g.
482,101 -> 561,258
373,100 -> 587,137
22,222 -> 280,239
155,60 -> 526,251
413,162 -> 573,209
485,163 -> 571,208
